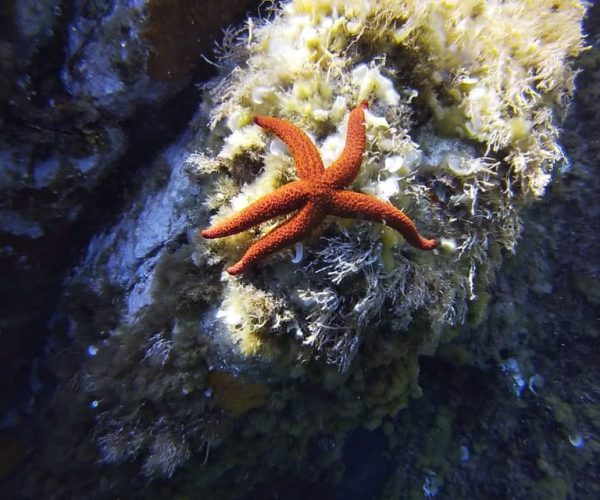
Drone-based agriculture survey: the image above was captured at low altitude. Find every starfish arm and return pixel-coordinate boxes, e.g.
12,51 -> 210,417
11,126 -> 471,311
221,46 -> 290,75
254,116 -> 324,180
227,201 -> 325,275
201,180 -> 308,239
321,101 -> 368,187
328,190 -> 437,250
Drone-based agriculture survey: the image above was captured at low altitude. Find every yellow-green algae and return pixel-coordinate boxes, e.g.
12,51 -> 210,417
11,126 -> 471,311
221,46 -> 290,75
189,0 -> 585,369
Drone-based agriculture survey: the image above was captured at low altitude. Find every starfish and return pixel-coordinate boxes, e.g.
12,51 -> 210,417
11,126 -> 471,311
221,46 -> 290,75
202,101 -> 437,275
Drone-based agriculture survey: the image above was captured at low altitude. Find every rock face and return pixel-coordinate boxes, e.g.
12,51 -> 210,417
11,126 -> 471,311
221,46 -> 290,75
0,0 -> 259,494
0,0 -> 259,440
2,1 -> 598,498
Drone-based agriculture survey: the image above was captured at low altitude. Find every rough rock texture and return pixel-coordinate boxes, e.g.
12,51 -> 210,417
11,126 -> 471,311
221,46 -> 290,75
380,9 -> 600,498
0,0 -> 260,444
0,0 -> 261,488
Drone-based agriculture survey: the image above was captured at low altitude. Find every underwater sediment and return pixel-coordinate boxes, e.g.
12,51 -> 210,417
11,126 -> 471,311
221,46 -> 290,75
6,0 -> 596,498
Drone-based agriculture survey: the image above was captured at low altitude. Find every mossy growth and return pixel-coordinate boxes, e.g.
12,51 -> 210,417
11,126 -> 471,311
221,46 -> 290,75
418,407 -> 459,477
187,0 -> 585,373
207,371 -> 269,417
546,395 -> 578,433
533,474 -> 572,500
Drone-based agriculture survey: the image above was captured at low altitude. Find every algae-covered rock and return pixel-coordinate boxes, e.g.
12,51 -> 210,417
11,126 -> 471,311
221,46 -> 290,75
189,0 -> 585,371
207,371 -> 269,417
24,0 -> 588,496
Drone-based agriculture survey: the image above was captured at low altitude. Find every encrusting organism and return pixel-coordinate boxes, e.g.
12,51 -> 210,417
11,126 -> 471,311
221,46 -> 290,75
201,102 -> 437,274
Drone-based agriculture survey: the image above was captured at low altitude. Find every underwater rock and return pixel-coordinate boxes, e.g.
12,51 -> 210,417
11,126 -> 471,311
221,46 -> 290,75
62,0 -> 261,115
21,0 -> 589,496
191,0 -> 585,370
207,371 -> 269,417
0,0 -> 261,421
0,431 -> 26,479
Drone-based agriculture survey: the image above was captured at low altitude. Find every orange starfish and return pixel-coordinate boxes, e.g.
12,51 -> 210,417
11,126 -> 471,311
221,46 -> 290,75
202,101 -> 437,275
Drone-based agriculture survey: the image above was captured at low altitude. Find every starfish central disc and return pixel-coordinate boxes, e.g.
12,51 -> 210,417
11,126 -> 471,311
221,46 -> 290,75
202,102 -> 437,275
